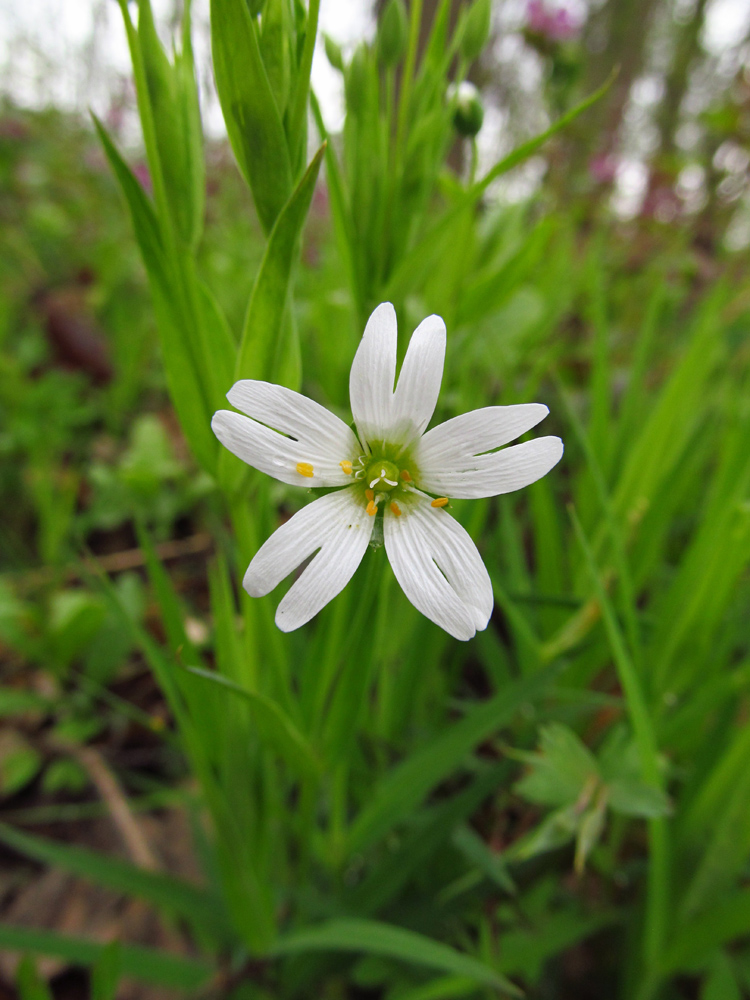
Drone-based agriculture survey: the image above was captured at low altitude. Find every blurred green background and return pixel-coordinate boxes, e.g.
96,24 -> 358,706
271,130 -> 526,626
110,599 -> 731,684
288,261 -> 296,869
1,1 -> 750,998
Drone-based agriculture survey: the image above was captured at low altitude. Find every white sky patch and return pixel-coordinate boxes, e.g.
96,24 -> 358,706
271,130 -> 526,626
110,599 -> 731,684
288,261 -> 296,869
611,159 -> 649,218
703,0 -> 750,54
0,0 -> 371,139
312,0 -> 374,133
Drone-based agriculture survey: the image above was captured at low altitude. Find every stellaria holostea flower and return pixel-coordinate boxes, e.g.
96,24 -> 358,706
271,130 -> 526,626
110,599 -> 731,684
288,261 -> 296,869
212,303 -> 563,640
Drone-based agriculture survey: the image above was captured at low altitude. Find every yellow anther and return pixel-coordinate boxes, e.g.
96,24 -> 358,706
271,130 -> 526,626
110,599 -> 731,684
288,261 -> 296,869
390,502 -> 402,517
296,462 -> 314,478
400,469 -> 411,482
365,488 -> 375,501
340,460 -> 353,475
366,500 -> 378,516
431,497 -> 449,508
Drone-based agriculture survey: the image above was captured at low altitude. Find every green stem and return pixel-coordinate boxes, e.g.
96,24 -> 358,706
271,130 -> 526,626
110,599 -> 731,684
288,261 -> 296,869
395,0 -> 423,155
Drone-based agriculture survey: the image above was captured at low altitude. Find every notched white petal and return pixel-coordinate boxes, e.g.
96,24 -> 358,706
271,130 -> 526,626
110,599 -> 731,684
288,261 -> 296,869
243,488 -> 373,631
384,494 -> 493,641
349,302 -> 398,447
418,435 -> 563,500
212,402 -> 356,488
389,313 -> 446,446
349,304 -> 448,449
418,403 -> 549,469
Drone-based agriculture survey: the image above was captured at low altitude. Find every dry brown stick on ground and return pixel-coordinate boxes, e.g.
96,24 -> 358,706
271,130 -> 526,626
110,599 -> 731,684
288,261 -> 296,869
10,533 -> 214,592
62,743 -> 161,871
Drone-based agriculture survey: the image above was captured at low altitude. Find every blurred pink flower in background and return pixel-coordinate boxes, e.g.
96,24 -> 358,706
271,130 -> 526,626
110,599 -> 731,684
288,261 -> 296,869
526,0 -> 583,42
132,162 -> 152,194
589,152 -> 619,185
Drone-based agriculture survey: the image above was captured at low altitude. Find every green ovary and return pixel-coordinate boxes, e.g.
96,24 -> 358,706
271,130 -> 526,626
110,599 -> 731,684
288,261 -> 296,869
365,459 -> 400,491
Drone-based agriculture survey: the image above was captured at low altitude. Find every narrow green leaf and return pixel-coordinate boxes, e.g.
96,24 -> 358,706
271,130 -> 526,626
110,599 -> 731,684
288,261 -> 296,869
135,523 -> 202,668
662,891 -> 750,974
175,0 -> 207,251
211,0 -> 293,232
185,667 -> 320,778
195,278 -> 237,397
272,918 -> 522,995
569,507 -> 668,973
91,941 -> 122,1000
286,0 -> 320,172
235,143 -> 326,385
310,90 -> 361,309
347,764 -> 512,916
348,665 -> 558,854
0,925 -> 212,990
93,115 -> 216,472
390,977 -> 479,1000
16,957 -> 52,1000
259,0 -> 292,119
385,72 -> 616,302
0,823 -> 231,943
452,824 -> 516,893
701,952 -> 742,1000
496,912 -> 617,980
137,0 -> 202,248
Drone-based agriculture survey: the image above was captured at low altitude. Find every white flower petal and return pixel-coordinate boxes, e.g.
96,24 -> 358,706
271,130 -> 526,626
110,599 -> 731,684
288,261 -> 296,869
349,302 -> 397,448
243,487 -> 374,631
350,305 -> 447,449
389,313 -> 446,447
384,494 -> 493,641
417,436 -> 564,499
417,404 -> 549,467
212,381 -> 360,488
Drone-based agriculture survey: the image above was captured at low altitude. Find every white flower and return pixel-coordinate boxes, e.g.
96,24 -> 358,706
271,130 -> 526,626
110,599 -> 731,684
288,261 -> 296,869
212,303 -> 563,640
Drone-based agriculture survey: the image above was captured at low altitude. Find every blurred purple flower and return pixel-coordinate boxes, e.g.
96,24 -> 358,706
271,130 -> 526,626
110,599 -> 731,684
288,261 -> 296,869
133,161 -> 152,194
527,0 -> 582,42
589,153 -> 618,185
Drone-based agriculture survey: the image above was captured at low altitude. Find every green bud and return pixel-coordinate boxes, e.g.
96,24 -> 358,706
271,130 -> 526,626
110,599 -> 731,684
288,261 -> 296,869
449,81 -> 484,137
378,0 -> 409,67
324,33 -> 344,72
459,0 -> 492,63
345,44 -> 369,117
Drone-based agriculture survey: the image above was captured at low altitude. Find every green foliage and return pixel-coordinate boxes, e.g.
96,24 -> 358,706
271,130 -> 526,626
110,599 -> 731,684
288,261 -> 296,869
273,918 -> 522,995
90,941 -> 122,1000
210,0 -> 293,232
0,925 -> 212,990
0,821 -> 233,946
233,143 -> 325,390
16,957 -> 52,1000
378,0 -> 409,67
510,722 -> 669,871
1,2 -> 749,999
459,0 -> 492,63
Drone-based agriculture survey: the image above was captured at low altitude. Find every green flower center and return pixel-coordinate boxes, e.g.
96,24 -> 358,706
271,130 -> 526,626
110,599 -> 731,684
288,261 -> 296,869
365,459 -> 400,491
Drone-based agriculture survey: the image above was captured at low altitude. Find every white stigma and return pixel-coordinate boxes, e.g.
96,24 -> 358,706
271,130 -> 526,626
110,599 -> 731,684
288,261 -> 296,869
369,467 -> 398,489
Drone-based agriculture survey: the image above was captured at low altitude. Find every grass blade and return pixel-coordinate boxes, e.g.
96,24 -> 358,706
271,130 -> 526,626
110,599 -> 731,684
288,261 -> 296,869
348,665 -> 558,855
0,823 -> 231,945
272,918 -> 522,995
0,925 -> 212,990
